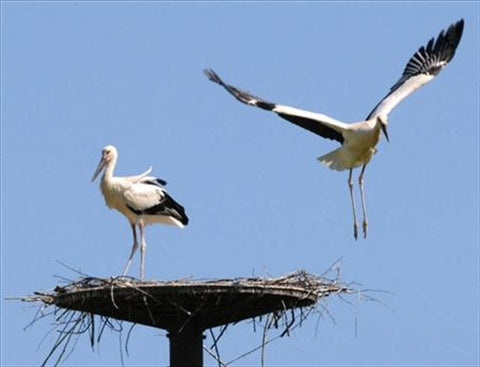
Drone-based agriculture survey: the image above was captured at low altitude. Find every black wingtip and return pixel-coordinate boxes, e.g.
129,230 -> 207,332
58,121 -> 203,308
453,18 -> 465,33
204,68 -> 224,86
203,68 -> 277,111
401,19 -> 464,79
440,19 -> 465,64
452,18 -> 465,44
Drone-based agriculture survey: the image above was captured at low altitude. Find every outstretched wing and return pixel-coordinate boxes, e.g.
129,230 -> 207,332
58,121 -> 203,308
366,19 -> 464,120
204,68 -> 346,144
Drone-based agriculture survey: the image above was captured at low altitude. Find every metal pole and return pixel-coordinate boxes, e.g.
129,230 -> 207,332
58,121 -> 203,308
168,325 -> 204,367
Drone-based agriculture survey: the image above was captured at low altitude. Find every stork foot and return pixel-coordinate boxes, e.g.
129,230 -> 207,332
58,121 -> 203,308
353,222 -> 359,240
362,219 -> 368,239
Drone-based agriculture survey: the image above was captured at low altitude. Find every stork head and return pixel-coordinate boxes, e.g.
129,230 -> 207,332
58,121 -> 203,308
376,115 -> 389,142
91,145 -> 118,181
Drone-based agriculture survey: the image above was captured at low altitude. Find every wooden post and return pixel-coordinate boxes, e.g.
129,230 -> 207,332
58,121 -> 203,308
168,325 -> 204,367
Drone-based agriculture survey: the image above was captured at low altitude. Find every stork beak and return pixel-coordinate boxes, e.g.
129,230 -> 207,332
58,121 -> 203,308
381,123 -> 390,143
91,157 -> 106,182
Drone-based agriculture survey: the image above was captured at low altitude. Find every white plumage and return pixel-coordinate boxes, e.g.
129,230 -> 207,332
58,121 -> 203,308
92,145 -> 188,280
205,19 -> 464,239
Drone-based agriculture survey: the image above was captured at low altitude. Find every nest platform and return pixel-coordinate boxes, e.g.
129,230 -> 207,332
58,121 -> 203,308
26,270 -> 351,367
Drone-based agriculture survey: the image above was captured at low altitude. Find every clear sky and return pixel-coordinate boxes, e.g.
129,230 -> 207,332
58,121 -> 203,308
1,2 -> 479,366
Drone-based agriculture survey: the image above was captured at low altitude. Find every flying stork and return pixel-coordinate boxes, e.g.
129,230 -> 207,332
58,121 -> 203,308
204,19 -> 464,240
92,145 -> 189,280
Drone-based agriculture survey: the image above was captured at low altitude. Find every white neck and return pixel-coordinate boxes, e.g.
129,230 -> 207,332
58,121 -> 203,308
102,156 -> 117,183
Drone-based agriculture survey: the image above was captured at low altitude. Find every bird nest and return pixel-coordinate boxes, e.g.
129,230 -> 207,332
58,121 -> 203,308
21,269 -> 360,366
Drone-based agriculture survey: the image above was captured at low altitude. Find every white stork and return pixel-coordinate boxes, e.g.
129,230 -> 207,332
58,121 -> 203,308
204,19 -> 464,240
91,145 -> 189,280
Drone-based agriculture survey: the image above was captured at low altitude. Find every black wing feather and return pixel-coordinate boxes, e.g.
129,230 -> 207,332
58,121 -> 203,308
366,19 -> 464,120
142,177 -> 167,187
205,68 -> 344,143
277,113 -> 344,143
127,193 -> 189,226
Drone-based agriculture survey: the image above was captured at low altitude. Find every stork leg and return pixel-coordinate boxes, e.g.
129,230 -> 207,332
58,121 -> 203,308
348,168 -> 359,240
358,164 -> 368,239
139,222 -> 146,281
122,223 -> 139,277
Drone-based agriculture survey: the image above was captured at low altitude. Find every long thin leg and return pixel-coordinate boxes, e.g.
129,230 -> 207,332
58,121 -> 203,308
139,222 -> 146,281
358,164 -> 368,239
348,168 -> 359,240
122,224 -> 138,276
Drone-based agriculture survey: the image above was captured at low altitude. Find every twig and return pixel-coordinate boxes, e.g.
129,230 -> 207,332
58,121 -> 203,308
203,345 -> 228,367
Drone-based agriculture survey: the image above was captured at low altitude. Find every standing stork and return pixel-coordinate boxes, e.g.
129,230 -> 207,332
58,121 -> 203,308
204,19 -> 464,239
91,145 -> 189,280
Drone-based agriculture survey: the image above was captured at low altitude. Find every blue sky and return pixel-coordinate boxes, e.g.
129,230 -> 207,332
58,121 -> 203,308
1,2 -> 479,366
